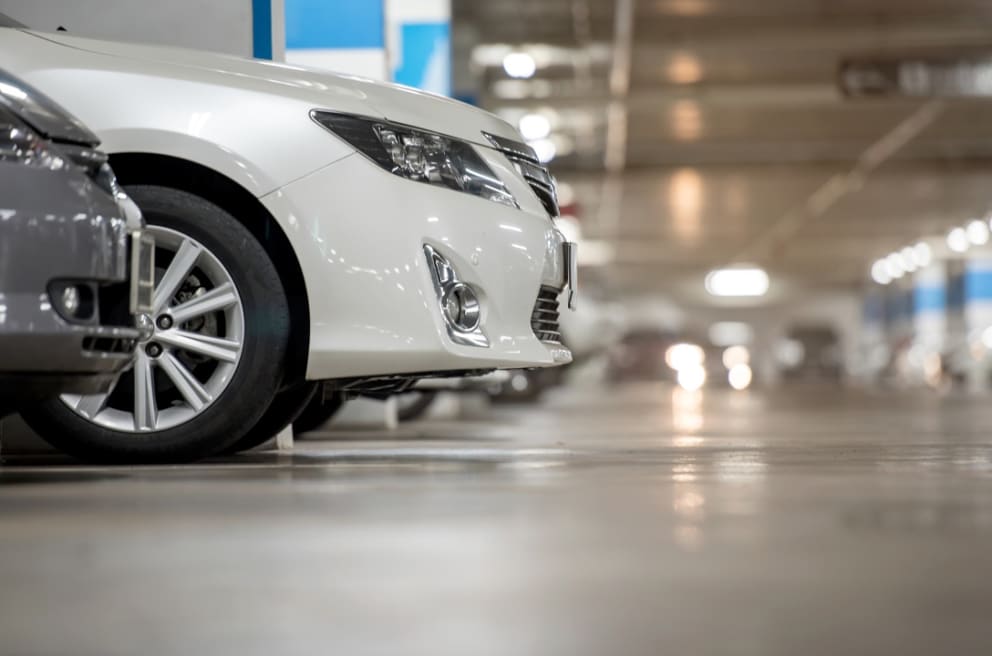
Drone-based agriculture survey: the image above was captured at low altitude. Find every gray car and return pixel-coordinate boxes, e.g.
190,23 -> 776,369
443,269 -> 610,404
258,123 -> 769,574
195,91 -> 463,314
0,69 -> 154,416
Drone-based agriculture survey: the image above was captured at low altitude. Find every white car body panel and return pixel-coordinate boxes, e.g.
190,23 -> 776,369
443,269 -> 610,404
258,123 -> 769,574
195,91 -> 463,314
0,27 -> 572,380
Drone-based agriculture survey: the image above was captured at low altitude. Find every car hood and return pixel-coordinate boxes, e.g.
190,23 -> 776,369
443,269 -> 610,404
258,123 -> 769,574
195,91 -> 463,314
25,31 -> 520,147
0,67 -> 98,146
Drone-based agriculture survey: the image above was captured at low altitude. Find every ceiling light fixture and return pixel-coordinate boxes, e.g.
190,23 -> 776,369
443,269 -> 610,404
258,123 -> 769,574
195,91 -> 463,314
518,113 -> 551,140
898,247 -> 918,272
871,259 -> 892,285
947,227 -> 970,253
967,219 -> 989,245
502,52 -> 536,79
704,266 -> 769,297
884,253 -> 905,279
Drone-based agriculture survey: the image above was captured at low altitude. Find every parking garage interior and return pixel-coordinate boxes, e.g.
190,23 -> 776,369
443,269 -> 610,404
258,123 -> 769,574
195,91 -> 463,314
3,0 -> 992,653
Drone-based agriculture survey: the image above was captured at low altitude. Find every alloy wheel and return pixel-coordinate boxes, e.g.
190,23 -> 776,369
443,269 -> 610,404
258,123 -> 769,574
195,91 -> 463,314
61,225 -> 245,432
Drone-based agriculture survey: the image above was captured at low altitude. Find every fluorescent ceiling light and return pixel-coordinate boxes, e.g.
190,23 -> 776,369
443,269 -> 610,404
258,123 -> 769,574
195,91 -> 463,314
705,267 -> 769,297
871,259 -> 892,285
967,219 -> 989,245
518,113 -> 551,140
884,253 -> 905,279
913,242 -> 932,268
502,52 -> 536,79
947,227 -> 970,253
898,247 -> 917,272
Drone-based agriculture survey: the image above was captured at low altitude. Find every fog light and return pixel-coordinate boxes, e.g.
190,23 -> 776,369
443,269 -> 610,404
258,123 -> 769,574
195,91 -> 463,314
423,244 -> 488,348
441,283 -> 481,332
49,281 -> 96,322
61,285 -> 81,317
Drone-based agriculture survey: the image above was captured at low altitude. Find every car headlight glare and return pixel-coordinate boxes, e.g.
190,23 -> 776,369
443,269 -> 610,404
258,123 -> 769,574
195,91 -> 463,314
311,111 -> 517,209
0,106 -> 66,171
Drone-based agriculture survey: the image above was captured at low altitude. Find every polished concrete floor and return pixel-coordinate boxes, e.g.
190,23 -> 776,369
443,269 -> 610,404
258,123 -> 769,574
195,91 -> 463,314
2,383 -> 992,655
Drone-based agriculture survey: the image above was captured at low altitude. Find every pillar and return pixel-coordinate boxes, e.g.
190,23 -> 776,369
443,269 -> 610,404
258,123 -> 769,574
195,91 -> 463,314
963,255 -> 992,391
283,0 -> 388,79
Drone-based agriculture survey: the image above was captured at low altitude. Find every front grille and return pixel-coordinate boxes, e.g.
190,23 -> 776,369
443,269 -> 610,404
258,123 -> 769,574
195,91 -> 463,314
484,133 -> 560,218
531,286 -> 563,344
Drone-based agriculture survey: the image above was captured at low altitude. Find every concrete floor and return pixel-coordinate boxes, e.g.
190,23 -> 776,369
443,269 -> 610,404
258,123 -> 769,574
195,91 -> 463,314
2,383 -> 992,655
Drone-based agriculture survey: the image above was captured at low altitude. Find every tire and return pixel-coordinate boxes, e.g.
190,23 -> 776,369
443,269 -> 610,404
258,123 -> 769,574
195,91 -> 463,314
395,390 -> 438,422
21,185 -> 291,463
223,381 -> 318,454
293,392 -> 345,435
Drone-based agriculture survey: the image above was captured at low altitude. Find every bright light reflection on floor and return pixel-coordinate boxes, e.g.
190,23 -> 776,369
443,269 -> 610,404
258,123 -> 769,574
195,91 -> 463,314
672,387 -> 704,432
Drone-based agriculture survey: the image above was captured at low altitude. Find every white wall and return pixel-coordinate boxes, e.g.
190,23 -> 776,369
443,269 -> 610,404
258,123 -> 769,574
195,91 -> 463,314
0,0 -> 259,56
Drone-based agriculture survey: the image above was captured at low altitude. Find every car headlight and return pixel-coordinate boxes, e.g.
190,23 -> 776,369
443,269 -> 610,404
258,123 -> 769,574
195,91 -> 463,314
311,111 -> 517,209
0,105 -> 67,171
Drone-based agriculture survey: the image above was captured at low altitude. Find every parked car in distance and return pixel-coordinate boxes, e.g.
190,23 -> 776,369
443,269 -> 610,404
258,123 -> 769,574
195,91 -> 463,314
0,68 -> 152,418
1,14 -> 575,461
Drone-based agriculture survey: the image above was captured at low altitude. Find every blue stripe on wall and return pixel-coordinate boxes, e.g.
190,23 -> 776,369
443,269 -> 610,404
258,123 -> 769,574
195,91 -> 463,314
286,0 -> 385,49
252,0 -> 273,59
394,22 -> 450,94
914,285 -> 946,313
965,267 -> 992,302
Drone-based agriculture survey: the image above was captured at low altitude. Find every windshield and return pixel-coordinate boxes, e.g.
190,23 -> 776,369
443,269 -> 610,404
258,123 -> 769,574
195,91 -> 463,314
0,12 -> 25,28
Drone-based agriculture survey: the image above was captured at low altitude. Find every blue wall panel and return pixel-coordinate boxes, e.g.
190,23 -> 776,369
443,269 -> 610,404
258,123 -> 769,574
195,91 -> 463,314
252,0 -> 273,59
913,285 -> 946,313
393,22 -> 450,94
286,0 -> 385,49
965,268 -> 992,302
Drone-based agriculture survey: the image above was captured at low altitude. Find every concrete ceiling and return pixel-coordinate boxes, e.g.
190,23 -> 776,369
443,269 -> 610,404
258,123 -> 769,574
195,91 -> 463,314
454,0 -> 992,305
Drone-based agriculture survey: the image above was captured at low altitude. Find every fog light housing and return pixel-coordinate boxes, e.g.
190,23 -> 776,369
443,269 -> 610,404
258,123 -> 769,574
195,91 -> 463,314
61,286 -> 80,316
49,281 -> 96,323
441,283 -> 481,333
424,245 -> 488,348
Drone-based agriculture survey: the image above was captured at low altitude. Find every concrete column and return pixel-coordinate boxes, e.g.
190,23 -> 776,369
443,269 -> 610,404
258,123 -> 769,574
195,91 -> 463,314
884,281 -> 914,345
912,261 -> 947,352
0,0 -> 261,57
963,255 -> 992,391
283,0 -> 388,79
856,288 -> 888,383
385,0 -> 452,96
862,289 -> 886,345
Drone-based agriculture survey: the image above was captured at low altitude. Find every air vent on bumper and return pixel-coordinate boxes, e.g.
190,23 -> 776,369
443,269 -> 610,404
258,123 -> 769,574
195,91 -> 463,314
531,286 -> 563,344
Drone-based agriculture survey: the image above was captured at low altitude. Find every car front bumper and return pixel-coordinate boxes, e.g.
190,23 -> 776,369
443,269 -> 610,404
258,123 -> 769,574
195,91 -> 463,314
263,151 -> 574,380
0,166 -> 142,399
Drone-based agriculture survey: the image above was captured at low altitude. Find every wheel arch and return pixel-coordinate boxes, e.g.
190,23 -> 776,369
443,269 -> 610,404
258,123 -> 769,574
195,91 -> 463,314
109,152 -> 310,386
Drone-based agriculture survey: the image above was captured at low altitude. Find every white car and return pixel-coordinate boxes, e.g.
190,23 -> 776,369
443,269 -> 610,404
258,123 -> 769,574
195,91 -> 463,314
1,14 -> 575,462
